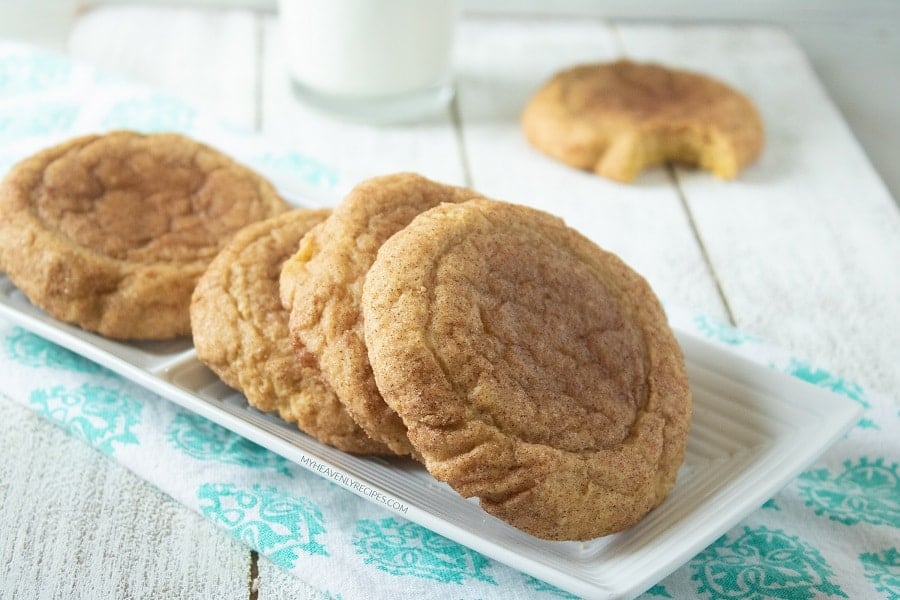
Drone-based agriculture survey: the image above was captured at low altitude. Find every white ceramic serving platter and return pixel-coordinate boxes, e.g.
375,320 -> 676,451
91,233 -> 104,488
0,274 -> 860,600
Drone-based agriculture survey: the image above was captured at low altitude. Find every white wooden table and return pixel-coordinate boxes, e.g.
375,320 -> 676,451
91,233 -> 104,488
1,5 -> 898,599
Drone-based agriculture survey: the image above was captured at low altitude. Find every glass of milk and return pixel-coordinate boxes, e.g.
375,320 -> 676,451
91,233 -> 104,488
279,0 -> 458,123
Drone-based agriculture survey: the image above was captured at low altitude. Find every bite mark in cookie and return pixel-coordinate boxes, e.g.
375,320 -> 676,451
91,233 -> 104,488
522,59 -> 764,182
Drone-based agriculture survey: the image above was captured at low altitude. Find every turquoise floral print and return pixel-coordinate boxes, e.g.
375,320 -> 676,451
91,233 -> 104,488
860,548 -> 900,599
798,457 -> 900,527
4,327 -> 105,374
0,103 -> 79,142
251,150 -> 339,189
522,573 -> 580,598
783,359 -> 867,405
0,52 -> 72,94
28,383 -> 141,455
102,93 -> 196,132
644,583 -> 673,598
167,411 -> 292,476
353,517 -> 496,585
783,358 -> 876,429
762,498 -> 781,511
693,315 -> 760,346
198,483 -> 327,569
691,526 -> 846,599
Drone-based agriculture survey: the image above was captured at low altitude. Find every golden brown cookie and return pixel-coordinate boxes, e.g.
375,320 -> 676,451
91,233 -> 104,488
521,59 -> 764,182
280,173 -> 482,456
191,209 -> 389,454
0,131 -> 288,339
362,198 -> 691,540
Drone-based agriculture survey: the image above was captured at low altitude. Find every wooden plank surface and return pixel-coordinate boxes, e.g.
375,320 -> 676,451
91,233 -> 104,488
1,6 -> 898,600
0,396 -> 251,600
3,7 -> 262,600
617,25 -> 900,395
68,4 -> 260,131
454,17 -> 729,321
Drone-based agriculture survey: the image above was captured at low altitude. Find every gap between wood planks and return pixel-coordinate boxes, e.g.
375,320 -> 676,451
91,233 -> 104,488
249,550 -> 259,600
608,21 -> 737,326
253,13 -> 265,132
449,94 -> 475,188
666,166 -> 738,326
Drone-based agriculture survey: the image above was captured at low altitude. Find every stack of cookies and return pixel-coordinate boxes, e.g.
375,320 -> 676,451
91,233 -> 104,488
201,171 -> 692,541
0,132 -> 692,542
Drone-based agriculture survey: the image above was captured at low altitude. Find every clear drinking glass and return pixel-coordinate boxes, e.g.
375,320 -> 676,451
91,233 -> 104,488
278,0 -> 458,123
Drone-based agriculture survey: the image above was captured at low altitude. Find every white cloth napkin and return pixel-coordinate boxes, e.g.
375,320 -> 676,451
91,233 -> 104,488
1,41 -> 897,600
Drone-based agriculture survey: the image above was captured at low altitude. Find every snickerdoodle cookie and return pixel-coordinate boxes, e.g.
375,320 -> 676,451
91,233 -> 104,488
191,209 -> 388,454
280,173 -> 482,456
0,131 -> 288,339
521,59 -> 764,182
362,198 -> 691,540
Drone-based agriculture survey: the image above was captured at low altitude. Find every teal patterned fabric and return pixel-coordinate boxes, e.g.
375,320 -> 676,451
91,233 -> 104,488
101,93 -> 196,132
0,42 -> 342,192
522,574 -> 581,598
353,518 -> 496,585
28,383 -> 141,456
0,42 -> 897,600
167,411 -> 293,476
0,102 -> 79,141
783,359 -> 868,407
198,483 -> 328,569
784,358 -> 878,429
645,584 -> 674,598
4,327 -> 105,374
859,548 -> 900,599
252,150 -> 340,189
691,526 -> 847,599
693,314 -> 761,346
0,51 -> 72,93
798,457 -> 899,527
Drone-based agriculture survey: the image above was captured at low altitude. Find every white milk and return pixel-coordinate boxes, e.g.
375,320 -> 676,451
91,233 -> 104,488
279,0 -> 458,121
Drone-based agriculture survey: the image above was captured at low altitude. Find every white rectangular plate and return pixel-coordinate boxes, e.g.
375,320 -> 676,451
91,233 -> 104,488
0,274 -> 861,599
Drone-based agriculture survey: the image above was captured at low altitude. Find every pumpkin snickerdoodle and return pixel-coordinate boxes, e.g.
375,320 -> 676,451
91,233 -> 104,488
362,198 -> 691,540
522,59 -> 764,182
191,209 -> 389,455
0,130 -> 288,339
279,173 -> 482,456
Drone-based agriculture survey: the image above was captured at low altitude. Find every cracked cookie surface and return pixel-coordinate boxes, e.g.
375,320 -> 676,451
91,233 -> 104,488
362,198 -> 691,540
279,173 -> 482,456
0,131 -> 288,339
522,59 -> 764,182
191,209 -> 389,454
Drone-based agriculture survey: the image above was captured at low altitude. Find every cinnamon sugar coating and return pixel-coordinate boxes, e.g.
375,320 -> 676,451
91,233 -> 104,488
362,198 -> 691,540
191,209 -> 389,454
280,173 -> 482,456
522,60 -> 764,182
0,131 -> 288,339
